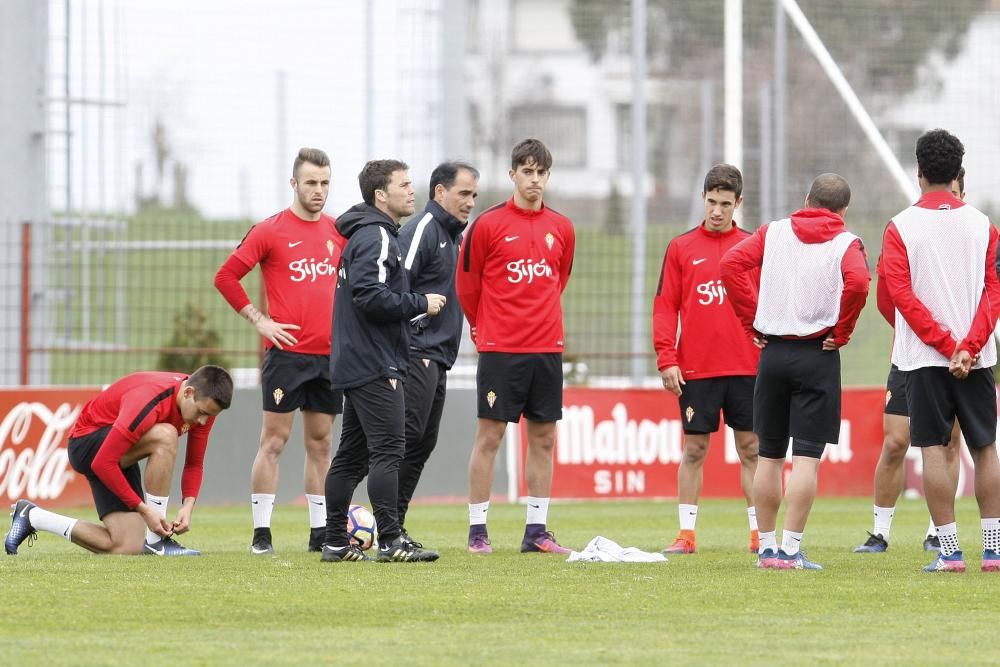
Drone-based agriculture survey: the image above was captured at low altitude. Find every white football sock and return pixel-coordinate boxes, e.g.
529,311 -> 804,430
874,505 -> 894,541
747,506 -> 758,531
525,497 -> 550,526
144,493 -> 169,544
679,504 -> 698,531
982,518 -> 1000,552
27,507 -> 77,542
936,522 -> 959,556
252,493 -> 275,529
305,494 -> 325,529
781,530 -> 803,556
469,501 -> 489,526
759,530 -> 778,554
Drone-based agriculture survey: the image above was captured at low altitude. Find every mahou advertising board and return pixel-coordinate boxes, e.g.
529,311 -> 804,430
512,387 -> 894,500
0,388 -> 100,507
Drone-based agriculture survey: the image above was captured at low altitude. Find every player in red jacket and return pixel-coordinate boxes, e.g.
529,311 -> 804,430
214,148 -> 346,555
457,139 -> 575,555
722,173 -> 869,570
853,169 -> 965,555
880,130 -> 1000,573
652,164 -> 760,555
5,366 -> 233,556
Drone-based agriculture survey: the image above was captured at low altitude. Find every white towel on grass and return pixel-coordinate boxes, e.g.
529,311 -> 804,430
566,536 -> 667,563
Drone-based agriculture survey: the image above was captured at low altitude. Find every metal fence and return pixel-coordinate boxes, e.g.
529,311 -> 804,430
2,0 -> 999,386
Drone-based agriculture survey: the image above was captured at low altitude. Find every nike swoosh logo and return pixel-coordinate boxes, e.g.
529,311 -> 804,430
528,504 -> 540,509
692,258 -> 707,265
19,505 -> 30,518
504,236 -> 519,242
310,500 -> 324,506
145,543 -> 165,556
289,241 -> 303,247
439,241 -> 448,248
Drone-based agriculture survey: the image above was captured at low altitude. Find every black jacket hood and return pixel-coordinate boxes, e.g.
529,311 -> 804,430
337,203 -> 398,239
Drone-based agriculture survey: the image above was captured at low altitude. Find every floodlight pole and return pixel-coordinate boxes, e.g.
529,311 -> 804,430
629,0 -> 648,384
724,0 -> 743,170
773,0 -> 787,219
275,70 -> 287,212
364,2 -> 374,158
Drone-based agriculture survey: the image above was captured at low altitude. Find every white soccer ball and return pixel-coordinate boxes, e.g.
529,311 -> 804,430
346,504 -> 377,550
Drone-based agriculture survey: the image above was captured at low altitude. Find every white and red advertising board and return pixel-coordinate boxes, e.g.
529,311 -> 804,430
510,387 -> 985,500
0,385 -> 989,508
0,387 -> 100,508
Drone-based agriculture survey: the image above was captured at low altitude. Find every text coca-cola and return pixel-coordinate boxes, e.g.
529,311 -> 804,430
0,400 -> 81,501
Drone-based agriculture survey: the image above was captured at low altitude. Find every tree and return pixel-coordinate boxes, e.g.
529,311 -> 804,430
569,0 -> 981,95
605,183 -> 625,235
569,0 -> 985,221
157,303 -> 229,373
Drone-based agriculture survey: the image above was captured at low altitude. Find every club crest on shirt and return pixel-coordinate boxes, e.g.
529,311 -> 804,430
422,358 -> 430,368
885,390 -> 891,406
545,232 -> 554,250
487,390 -> 497,408
685,406 -> 695,423
181,424 -> 190,434
273,388 -> 284,405
326,239 -> 335,256
389,378 -> 397,390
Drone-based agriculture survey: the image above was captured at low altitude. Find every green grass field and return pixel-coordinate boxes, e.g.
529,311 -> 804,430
2,497 -> 997,666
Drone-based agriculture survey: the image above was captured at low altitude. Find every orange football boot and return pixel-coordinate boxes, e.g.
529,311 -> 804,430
662,529 -> 696,554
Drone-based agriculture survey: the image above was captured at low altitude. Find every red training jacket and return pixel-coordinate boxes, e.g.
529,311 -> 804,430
456,198 -> 575,353
214,209 -> 346,355
880,191 -> 1000,358
720,208 -> 870,347
70,372 -> 215,510
652,222 -> 760,378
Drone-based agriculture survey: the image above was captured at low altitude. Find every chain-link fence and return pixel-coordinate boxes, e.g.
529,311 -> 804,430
1,213 -> 263,386
2,0 -> 998,386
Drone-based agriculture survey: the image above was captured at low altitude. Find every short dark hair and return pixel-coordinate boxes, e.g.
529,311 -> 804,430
703,164 -> 743,198
807,173 -> 851,213
955,166 -> 966,195
428,161 -> 480,200
292,147 -> 330,179
358,159 -> 409,206
915,129 -> 964,186
511,139 -> 552,171
187,365 -> 234,410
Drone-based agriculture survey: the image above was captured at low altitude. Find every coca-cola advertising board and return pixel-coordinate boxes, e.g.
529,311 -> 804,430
0,388 -> 100,507
512,387 -> 889,499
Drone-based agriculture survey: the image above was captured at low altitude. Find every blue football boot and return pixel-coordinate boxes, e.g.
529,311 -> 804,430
923,550 -> 966,573
5,500 -> 38,555
776,549 -> 823,570
853,532 -> 888,553
143,536 -> 201,556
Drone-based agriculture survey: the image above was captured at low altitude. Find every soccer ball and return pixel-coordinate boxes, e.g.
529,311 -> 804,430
347,504 -> 377,550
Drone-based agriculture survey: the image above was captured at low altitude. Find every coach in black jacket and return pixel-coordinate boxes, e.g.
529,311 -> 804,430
322,159 -> 443,564
395,161 -> 480,540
